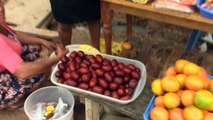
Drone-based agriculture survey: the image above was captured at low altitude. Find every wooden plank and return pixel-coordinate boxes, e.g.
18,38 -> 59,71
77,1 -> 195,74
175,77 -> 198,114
85,98 -> 102,120
11,26 -> 58,40
5,0 -> 51,27
85,98 -> 93,120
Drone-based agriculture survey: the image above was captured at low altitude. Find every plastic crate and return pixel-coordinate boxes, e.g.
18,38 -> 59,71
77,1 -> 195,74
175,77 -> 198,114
51,45 -> 147,105
143,75 -> 213,120
196,0 -> 213,19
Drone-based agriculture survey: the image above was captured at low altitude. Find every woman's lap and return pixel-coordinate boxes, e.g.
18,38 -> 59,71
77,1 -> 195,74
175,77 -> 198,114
0,44 -> 45,109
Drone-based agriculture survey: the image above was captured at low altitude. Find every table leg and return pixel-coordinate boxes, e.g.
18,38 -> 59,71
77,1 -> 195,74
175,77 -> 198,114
186,30 -> 201,51
101,1 -> 112,54
85,98 -> 103,120
127,15 -> 133,41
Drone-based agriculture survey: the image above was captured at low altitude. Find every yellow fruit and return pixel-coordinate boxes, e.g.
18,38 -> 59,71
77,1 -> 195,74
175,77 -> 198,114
150,106 -> 169,120
183,62 -> 200,75
184,75 -> 204,91
151,79 -> 164,96
44,111 -> 53,117
79,44 -> 100,53
175,74 -> 186,88
181,90 -> 195,107
161,76 -> 180,92
183,106 -> 203,120
175,59 -> 189,73
46,105 -> 55,112
163,93 -> 180,109
194,90 -> 213,109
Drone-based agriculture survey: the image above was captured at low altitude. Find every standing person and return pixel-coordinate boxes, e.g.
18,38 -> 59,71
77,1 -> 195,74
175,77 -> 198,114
49,0 -> 101,50
0,1 -> 68,109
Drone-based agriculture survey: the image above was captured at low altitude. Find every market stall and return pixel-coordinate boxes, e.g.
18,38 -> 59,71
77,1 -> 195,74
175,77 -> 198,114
1,0 -> 213,120
101,0 -> 213,54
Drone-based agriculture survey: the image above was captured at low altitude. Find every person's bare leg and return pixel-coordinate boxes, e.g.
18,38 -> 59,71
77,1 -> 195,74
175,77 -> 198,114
58,22 -> 73,46
87,20 -> 101,50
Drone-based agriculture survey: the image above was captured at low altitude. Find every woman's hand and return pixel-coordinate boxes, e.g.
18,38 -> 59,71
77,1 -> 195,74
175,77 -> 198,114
14,43 -> 68,79
54,43 -> 69,61
40,39 -> 57,51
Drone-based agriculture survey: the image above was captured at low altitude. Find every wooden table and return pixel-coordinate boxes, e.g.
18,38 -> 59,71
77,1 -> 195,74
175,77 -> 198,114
100,0 -> 213,54
85,1 -> 213,119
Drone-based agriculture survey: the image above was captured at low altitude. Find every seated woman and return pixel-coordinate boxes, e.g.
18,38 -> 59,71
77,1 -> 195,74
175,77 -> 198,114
0,2 -> 67,109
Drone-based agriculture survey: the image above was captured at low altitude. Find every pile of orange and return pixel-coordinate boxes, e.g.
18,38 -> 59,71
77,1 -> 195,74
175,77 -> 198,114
150,59 -> 213,120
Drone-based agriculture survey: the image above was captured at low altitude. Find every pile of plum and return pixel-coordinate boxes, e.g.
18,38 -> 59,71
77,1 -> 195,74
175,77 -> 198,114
55,51 -> 141,100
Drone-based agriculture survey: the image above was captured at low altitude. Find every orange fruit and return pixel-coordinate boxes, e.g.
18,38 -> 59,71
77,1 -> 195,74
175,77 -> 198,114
207,105 -> 213,112
209,80 -> 213,94
184,75 -> 204,91
180,90 -> 195,107
203,77 -> 211,90
175,74 -> 187,88
175,59 -> 189,73
165,66 -> 177,76
183,62 -> 200,75
183,106 -> 204,120
122,42 -> 132,50
198,67 -> 208,78
151,79 -> 164,96
169,108 -> 184,120
204,112 -> 213,120
154,96 -> 165,108
163,92 -> 180,109
150,106 -> 169,120
203,110 -> 209,116
176,90 -> 183,97
161,76 -> 180,92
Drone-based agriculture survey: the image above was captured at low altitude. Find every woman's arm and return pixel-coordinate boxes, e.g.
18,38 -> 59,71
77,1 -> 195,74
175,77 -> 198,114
16,31 -> 42,45
16,32 -> 57,51
13,44 -> 68,79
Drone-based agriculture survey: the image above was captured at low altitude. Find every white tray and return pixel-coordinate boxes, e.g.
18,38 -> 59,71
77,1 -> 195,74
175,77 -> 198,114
50,45 -> 147,104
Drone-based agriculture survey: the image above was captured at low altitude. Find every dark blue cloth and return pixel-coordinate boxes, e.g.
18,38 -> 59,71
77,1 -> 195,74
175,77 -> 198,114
50,0 -> 101,24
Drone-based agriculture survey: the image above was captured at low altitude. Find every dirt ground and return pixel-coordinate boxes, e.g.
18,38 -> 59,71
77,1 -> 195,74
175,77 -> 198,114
0,13 -> 212,120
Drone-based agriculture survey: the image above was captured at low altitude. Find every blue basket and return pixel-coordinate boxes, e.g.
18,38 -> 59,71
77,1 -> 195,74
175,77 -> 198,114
143,95 -> 156,120
143,75 -> 213,120
196,0 -> 213,19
